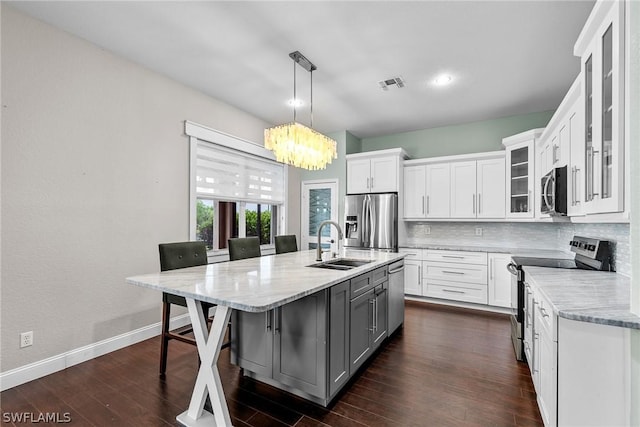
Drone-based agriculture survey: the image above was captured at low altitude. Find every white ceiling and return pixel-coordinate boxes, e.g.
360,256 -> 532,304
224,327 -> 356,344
8,1 -> 595,139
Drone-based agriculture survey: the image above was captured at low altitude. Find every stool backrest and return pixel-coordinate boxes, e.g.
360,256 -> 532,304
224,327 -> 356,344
275,235 -> 298,254
228,237 -> 261,261
159,241 -> 208,271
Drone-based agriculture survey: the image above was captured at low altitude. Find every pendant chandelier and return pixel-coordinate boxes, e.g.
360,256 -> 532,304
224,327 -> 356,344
265,51 -> 337,171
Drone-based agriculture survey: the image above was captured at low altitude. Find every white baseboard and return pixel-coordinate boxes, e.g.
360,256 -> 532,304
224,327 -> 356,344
0,313 -> 191,392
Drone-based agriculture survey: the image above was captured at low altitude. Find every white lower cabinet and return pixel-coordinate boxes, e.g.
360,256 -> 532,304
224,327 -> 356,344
423,250 -> 488,304
534,289 -> 557,427
557,318 -> 631,427
487,253 -> 512,308
524,282 -> 632,427
400,248 -> 514,309
398,248 -> 422,295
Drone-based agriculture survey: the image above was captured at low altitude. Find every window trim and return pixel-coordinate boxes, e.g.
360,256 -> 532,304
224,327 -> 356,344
185,121 -> 287,255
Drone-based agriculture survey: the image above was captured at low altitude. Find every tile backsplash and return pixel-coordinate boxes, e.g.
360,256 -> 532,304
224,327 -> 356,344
403,222 -> 630,276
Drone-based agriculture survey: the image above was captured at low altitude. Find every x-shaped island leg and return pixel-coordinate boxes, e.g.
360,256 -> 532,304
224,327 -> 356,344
176,299 -> 233,427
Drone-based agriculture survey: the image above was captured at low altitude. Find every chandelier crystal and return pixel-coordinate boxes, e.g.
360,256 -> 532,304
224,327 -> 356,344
265,51 -> 337,170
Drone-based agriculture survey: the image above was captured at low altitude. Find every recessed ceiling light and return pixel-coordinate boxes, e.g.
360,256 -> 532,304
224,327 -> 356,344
433,75 -> 453,86
287,98 -> 303,107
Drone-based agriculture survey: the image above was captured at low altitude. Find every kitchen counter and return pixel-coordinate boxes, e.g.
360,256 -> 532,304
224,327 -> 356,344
523,266 -> 639,330
400,244 -> 573,259
127,248 -> 405,312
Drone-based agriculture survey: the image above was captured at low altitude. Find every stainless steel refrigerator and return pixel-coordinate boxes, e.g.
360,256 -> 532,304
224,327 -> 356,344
344,193 -> 398,251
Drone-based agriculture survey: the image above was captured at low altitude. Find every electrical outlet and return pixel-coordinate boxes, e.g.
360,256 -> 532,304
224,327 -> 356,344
20,331 -> 33,348
475,227 -> 483,236
424,226 -> 431,235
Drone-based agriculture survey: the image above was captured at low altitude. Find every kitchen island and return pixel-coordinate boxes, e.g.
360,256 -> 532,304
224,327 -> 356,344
127,249 -> 405,426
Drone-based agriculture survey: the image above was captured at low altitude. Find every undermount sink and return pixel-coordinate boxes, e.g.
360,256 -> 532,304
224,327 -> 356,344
307,258 -> 373,270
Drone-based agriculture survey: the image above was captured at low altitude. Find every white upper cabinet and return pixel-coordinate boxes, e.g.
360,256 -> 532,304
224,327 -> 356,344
574,0 -> 625,214
503,129 -> 542,219
451,156 -> 506,219
402,163 -> 450,219
476,157 -> 506,219
403,165 -> 426,218
403,152 -> 503,220
425,163 -> 451,218
450,161 -> 477,218
346,149 -> 407,195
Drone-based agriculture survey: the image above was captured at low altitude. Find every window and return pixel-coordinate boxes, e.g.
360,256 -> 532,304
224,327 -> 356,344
187,122 -> 285,251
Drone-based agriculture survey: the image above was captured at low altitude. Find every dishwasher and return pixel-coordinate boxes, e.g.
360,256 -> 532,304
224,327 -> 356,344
387,259 -> 405,334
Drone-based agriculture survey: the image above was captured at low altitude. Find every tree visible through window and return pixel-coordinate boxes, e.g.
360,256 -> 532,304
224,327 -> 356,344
197,199 -> 276,250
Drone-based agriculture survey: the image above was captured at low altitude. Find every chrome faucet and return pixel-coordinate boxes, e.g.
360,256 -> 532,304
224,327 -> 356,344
316,220 -> 344,261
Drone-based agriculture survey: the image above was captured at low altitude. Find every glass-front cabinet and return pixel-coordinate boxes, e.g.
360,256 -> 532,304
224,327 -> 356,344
502,129 -> 543,219
575,0 -> 625,214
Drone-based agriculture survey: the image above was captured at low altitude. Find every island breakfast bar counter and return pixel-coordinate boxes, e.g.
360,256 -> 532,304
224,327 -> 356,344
126,249 -> 405,426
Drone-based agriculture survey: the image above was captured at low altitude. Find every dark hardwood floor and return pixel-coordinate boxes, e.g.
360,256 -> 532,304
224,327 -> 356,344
0,301 -> 542,426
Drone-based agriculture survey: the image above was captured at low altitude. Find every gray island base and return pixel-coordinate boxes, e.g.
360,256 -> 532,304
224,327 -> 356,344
127,249 -> 405,425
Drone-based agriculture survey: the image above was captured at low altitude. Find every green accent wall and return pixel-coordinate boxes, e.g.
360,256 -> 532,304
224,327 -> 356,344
360,110 -> 554,158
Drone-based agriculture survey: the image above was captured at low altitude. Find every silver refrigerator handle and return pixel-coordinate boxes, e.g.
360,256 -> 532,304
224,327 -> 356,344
361,196 -> 369,246
369,195 -> 376,246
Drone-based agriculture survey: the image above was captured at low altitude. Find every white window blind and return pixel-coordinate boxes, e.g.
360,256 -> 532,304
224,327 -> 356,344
195,140 -> 285,204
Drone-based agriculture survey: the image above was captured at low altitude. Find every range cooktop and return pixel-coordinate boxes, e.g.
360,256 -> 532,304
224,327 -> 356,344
510,256 -> 577,270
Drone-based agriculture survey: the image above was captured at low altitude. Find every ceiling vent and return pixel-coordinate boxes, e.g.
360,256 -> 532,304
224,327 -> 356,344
378,76 -> 406,91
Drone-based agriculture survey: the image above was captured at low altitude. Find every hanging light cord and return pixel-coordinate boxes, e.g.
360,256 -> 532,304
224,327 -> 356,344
310,69 -> 313,128
293,59 -> 297,123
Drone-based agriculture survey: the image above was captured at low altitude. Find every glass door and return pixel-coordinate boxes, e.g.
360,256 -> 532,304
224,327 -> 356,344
600,24 -> 613,200
509,146 -> 530,214
301,180 -> 338,253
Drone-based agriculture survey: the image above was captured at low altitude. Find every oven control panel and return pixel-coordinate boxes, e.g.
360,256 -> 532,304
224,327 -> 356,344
569,236 -> 611,270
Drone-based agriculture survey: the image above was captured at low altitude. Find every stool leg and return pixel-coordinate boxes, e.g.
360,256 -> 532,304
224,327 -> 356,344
159,302 -> 171,376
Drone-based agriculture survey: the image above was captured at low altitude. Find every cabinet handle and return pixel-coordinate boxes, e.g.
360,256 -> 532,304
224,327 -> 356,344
442,255 -> 464,259
426,195 -> 430,215
473,194 -> 476,214
274,308 -> 281,333
366,177 -> 370,189
489,259 -> 493,280
368,299 -> 376,332
374,297 -> 378,332
533,333 -> 540,373
574,167 -> 581,204
422,196 -> 425,215
442,270 -> 465,275
478,193 -> 481,215
571,166 -> 576,206
418,266 -> 421,284
443,289 -> 465,294
539,306 -> 550,318
265,311 -> 272,332
553,144 -> 559,164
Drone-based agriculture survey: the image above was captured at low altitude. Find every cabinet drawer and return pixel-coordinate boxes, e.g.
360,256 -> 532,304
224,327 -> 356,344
398,248 -> 423,261
424,279 -> 488,304
372,266 -> 388,285
350,273 -> 373,299
424,250 -> 487,265
424,261 -> 488,284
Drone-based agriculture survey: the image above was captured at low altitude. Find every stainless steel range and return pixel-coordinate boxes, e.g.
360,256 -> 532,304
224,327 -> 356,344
506,236 -> 612,361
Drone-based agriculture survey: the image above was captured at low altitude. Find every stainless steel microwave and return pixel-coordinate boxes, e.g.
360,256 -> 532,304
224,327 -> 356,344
540,166 -> 568,216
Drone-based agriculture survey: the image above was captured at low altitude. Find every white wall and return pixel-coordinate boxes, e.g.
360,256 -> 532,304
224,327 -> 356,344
0,5 -> 295,374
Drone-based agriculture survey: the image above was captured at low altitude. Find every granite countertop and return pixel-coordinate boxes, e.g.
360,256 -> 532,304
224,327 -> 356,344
523,266 -> 639,330
127,249 -> 405,312
400,244 -> 573,260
